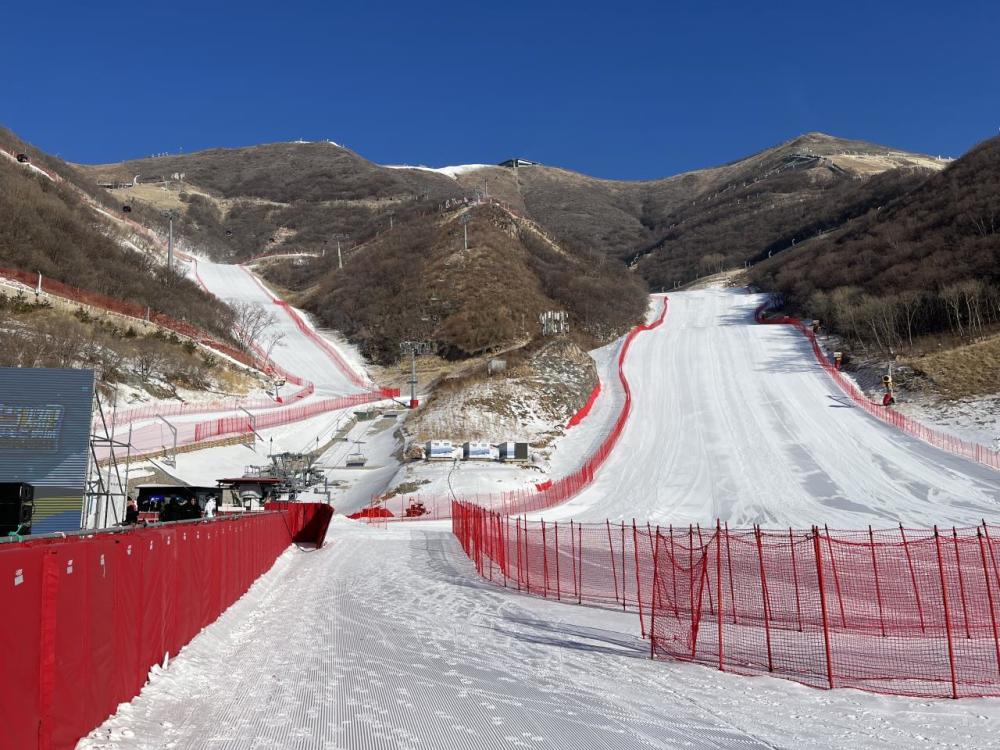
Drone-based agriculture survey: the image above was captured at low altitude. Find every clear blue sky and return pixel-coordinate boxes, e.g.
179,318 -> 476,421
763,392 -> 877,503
2,0 -> 997,179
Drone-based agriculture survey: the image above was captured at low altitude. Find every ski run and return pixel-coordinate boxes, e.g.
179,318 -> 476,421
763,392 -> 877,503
81,277 -> 1000,749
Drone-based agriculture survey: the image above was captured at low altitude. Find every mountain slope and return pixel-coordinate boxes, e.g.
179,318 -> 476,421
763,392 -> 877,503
81,142 -> 465,261
749,134 -> 1000,350
76,132 -> 947,362
501,133 -> 947,287
298,202 -> 647,364
0,127 -> 234,340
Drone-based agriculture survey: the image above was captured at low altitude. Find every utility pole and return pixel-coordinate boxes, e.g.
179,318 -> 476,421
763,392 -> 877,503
332,233 -> 349,270
460,213 -> 470,251
164,210 -> 178,271
388,212 -> 395,230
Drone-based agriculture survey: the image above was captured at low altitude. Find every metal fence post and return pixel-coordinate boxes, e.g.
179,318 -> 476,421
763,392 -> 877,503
900,523 -> 926,633
813,526 -> 835,689
868,526 -> 887,637
541,519 -> 549,598
633,520 -> 645,637
934,526 -> 959,699
755,526 -> 774,672
717,520 -> 724,672
952,528 -> 972,640
977,528 -> 1000,676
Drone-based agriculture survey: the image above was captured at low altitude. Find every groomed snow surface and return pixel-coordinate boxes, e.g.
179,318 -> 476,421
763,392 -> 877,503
81,287 -> 1000,749
542,288 -> 1000,527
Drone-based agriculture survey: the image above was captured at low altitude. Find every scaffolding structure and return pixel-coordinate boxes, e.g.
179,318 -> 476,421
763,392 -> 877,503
84,387 -> 132,530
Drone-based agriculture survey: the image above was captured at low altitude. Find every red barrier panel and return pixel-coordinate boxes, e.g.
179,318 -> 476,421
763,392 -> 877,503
755,302 -> 1000,471
0,504 -> 329,750
265,501 -> 334,547
452,500 -> 1000,699
566,382 -> 601,428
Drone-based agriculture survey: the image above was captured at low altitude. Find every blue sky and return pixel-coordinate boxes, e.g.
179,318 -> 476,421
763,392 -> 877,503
2,0 -> 997,179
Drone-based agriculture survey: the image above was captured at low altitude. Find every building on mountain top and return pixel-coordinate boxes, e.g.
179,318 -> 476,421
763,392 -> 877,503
498,158 -> 539,168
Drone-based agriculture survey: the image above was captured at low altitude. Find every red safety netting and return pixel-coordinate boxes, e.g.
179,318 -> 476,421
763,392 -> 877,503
452,500 -> 654,619
0,504 -> 331,750
0,265 -> 258,370
651,523 -> 1000,699
756,302 -> 1000,470
452,500 -> 1000,699
191,389 -> 400,442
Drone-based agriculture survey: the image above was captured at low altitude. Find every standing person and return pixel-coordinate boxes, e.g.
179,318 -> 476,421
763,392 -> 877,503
124,497 -> 139,525
159,498 -> 175,523
185,497 -> 202,520
204,494 -> 217,519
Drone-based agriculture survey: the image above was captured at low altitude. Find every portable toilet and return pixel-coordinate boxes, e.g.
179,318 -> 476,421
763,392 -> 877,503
424,440 -> 454,461
498,442 -> 530,463
463,441 -> 492,460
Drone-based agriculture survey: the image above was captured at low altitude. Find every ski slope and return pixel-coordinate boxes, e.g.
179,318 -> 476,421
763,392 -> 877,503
541,287 -> 1000,528
79,521 -> 1000,750
192,259 -> 368,397
79,285 -> 1000,749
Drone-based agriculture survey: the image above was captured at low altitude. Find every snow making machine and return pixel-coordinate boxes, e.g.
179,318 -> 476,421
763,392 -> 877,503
404,499 -> 428,518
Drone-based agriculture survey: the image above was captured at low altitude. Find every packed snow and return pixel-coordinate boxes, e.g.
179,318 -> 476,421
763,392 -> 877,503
539,288 -> 1000,528
383,163 -> 492,178
79,284 -> 1000,748
78,521 -> 1000,750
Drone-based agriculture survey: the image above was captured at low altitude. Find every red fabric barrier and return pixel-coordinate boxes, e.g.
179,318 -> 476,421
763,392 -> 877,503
265,501 -> 334,547
0,504 -> 330,750
452,500 -> 1000,699
566,382 -> 601,428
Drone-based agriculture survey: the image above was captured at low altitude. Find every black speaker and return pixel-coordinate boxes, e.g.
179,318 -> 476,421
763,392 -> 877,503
0,483 -> 34,502
0,483 -> 34,535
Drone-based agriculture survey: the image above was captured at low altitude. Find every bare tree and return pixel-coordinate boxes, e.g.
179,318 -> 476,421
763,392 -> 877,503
897,290 -> 923,349
940,284 -> 966,338
228,300 -> 279,353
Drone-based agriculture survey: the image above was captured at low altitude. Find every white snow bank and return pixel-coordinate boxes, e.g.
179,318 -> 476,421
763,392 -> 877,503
382,163 -> 492,179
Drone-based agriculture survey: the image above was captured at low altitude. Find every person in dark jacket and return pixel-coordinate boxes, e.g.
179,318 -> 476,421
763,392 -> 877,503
124,498 -> 140,525
159,498 -> 177,523
183,497 -> 202,520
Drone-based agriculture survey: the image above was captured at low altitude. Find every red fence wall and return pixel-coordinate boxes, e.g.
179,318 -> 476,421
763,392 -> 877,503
0,505 -> 331,750
452,500 -> 1000,700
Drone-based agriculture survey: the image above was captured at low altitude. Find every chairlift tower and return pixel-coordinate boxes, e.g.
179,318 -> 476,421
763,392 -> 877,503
399,340 -> 431,409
